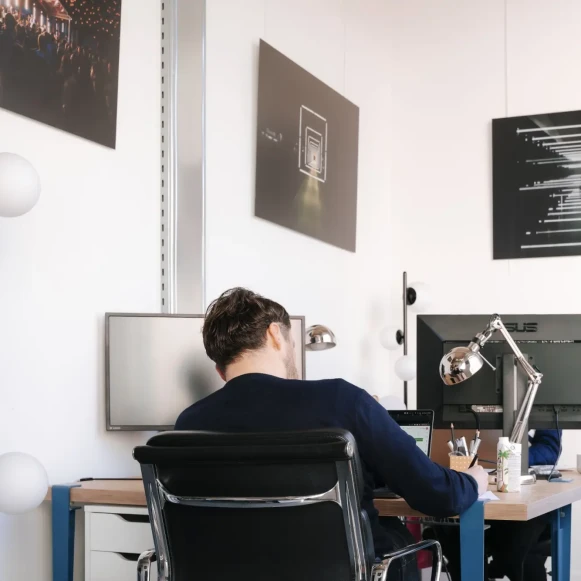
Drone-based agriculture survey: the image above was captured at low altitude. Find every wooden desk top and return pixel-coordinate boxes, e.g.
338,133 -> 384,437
48,473 -> 581,522
376,473 -> 581,521
47,480 -> 147,507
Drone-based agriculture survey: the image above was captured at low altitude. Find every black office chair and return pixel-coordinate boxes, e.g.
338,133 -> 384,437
133,429 -> 442,581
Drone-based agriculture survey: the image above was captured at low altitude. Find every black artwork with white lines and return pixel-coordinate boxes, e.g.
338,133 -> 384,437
493,110 -> 581,259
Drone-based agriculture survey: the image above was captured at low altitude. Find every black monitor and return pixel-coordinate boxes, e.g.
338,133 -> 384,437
417,314 -> 581,430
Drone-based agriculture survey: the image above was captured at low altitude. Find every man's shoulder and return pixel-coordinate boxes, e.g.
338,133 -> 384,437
174,402 -> 197,429
293,377 -> 369,401
174,388 -> 221,429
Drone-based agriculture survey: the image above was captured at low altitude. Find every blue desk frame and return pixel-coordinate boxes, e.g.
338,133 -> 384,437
459,500 -> 572,581
51,488 -> 573,581
52,484 -> 80,581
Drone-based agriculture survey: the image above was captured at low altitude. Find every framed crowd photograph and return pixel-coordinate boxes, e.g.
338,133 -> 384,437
0,0 -> 122,148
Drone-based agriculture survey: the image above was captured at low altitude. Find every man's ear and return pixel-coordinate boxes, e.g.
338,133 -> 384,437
266,322 -> 284,351
216,365 -> 226,382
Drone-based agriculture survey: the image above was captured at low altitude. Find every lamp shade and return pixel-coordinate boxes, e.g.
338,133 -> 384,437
305,325 -> 336,351
379,326 -> 402,351
440,346 -> 484,386
0,452 -> 49,515
395,355 -> 416,381
408,281 -> 431,313
0,153 -> 41,217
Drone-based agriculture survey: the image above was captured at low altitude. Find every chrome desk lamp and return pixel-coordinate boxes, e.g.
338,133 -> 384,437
305,325 -> 336,351
440,314 -> 543,446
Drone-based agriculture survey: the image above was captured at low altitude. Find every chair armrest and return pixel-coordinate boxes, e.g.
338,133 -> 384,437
372,539 -> 442,581
137,550 -> 157,581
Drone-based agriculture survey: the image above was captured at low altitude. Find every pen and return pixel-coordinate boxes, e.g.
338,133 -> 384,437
450,423 -> 456,450
469,455 -> 478,469
447,441 -> 455,453
471,429 -> 480,455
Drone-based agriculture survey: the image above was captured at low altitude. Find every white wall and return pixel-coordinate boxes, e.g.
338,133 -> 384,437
9,0 -> 580,577
0,0 -> 161,578
1,0 -> 396,578
204,0 -> 394,392
387,0 -> 581,576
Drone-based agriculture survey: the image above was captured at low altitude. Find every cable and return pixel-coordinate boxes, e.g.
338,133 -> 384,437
467,408 -> 481,432
548,405 -> 562,483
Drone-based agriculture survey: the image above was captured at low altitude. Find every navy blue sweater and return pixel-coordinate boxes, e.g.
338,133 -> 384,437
529,430 -> 561,466
175,373 -> 479,554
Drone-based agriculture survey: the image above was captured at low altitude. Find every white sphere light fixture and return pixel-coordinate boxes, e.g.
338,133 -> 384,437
0,152 -> 41,217
379,326 -> 402,351
0,156 -> 46,515
379,272 -> 430,405
395,355 -> 416,382
0,452 -> 49,515
408,281 -> 432,313
378,395 -> 407,410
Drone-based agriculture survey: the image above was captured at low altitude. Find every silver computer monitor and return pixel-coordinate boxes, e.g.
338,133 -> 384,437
105,313 -> 306,431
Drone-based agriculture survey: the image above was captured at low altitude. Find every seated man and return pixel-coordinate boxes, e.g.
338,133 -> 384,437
175,288 -> 488,581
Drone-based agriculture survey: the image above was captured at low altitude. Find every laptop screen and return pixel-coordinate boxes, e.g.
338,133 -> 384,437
388,410 -> 434,457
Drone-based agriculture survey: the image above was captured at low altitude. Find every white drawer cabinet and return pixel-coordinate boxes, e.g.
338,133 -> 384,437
89,551 -> 157,581
90,512 -> 154,554
85,506 -> 155,581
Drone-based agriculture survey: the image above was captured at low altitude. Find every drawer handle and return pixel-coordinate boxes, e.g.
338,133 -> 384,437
116,552 -> 149,562
114,514 -> 150,524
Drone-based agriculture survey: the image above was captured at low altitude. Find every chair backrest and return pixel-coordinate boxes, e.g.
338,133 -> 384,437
133,429 -> 375,581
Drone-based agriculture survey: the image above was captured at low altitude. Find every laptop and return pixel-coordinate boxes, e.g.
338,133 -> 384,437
373,409 -> 434,499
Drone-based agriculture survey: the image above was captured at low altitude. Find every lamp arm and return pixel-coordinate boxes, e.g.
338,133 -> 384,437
488,315 -> 542,384
510,379 -> 541,444
477,315 -> 543,444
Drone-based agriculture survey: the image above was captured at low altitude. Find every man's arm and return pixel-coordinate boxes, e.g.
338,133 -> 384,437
528,429 -> 561,466
353,390 -> 480,517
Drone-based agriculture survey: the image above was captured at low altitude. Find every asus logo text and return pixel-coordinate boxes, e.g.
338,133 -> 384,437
505,322 -> 538,333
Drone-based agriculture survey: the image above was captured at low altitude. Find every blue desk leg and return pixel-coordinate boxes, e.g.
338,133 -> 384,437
551,504 -> 572,581
52,485 -> 80,581
460,500 -> 485,581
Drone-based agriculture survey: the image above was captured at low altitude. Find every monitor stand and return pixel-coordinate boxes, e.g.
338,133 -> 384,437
502,353 -> 530,476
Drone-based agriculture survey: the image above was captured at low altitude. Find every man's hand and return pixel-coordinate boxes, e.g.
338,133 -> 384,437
465,465 -> 489,496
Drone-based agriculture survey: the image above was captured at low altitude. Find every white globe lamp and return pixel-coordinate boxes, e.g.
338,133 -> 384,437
0,452 -> 49,515
408,281 -> 431,313
395,355 -> 416,382
379,326 -> 402,351
0,153 -> 41,217
378,395 -> 407,410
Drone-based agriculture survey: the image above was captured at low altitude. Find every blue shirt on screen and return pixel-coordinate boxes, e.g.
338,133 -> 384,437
529,429 -> 561,466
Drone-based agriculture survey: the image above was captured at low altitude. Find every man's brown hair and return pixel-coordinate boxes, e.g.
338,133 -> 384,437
202,288 -> 291,373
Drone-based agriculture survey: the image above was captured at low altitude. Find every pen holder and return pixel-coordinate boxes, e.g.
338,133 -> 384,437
449,454 -> 476,472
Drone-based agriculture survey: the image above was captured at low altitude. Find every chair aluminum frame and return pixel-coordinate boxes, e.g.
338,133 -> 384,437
137,463 -> 442,581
